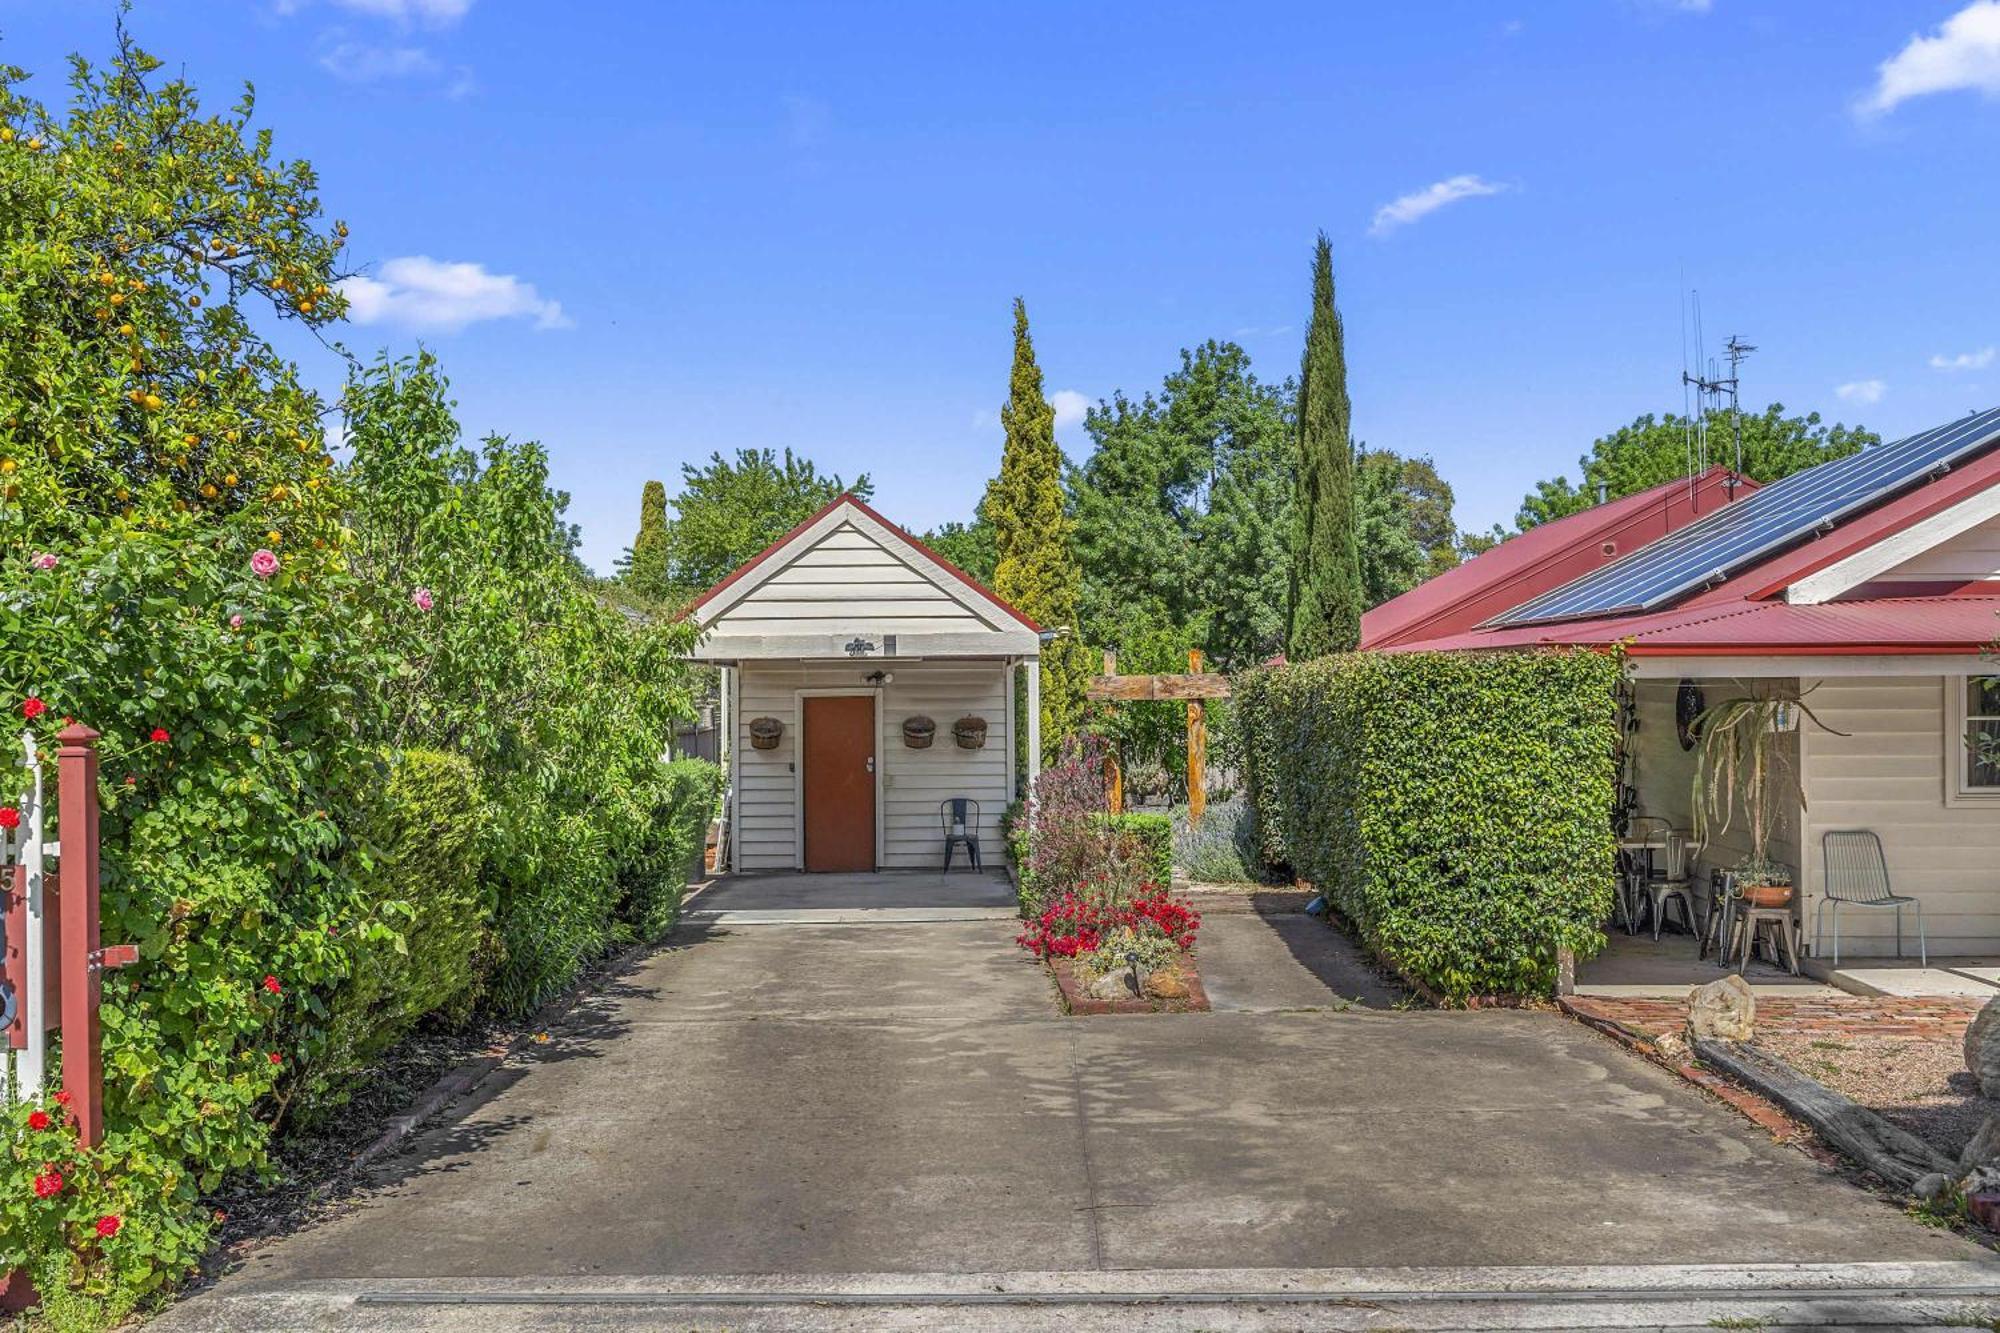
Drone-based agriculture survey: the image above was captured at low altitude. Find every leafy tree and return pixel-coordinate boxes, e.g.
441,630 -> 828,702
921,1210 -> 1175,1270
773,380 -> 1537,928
986,299 -> 1089,756
618,479 -> 671,600
1286,234 -> 1363,657
922,515 -> 996,584
1069,340 -> 1295,667
1513,405 -> 1877,530
1356,448 -> 1460,606
659,447 -> 870,600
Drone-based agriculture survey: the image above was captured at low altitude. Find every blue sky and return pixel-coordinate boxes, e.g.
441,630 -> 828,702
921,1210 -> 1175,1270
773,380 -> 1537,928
6,1 -> 2000,573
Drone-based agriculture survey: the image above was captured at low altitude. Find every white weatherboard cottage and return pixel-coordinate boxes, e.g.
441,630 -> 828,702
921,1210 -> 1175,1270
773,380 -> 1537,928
684,494 -> 1043,873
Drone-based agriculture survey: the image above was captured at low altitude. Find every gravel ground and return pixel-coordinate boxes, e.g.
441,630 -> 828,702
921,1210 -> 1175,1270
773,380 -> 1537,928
1756,1031 -> 1990,1160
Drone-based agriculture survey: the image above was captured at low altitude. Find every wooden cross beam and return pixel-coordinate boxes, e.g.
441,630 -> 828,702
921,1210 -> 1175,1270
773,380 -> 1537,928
1088,651 -> 1220,821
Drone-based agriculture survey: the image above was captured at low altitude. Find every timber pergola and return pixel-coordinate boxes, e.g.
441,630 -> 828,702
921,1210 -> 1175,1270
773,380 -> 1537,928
1084,650 -> 1230,820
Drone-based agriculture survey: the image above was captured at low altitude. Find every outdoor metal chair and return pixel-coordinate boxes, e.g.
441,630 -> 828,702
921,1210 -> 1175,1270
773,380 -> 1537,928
940,797 -> 982,872
1816,830 -> 1926,968
1638,832 -> 1700,942
1616,815 -> 1671,936
1700,867 -> 1737,962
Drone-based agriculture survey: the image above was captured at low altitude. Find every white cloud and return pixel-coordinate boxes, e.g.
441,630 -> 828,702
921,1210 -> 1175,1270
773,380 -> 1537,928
1932,346 -> 1997,371
319,41 -> 440,81
1859,1 -> 2000,117
1050,390 -> 1089,432
338,256 -> 571,333
330,0 -> 473,24
1369,174 -> 1510,237
1836,379 -> 1887,404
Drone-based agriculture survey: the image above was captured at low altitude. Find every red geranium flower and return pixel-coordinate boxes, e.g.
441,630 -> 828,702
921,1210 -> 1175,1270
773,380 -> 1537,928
0,807 -> 18,831
52,1090 -> 71,1107
21,697 -> 45,720
26,1110 -> 50,1132
32,1167 -> 62,1199
148,727 -> 169,744
261,974 -> 282,995
267,1051 -> 283,1065
96,1214 -> 122,1238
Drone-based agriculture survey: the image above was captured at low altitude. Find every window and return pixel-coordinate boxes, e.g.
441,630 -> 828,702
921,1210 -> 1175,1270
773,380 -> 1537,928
1951,674 -> 2000,802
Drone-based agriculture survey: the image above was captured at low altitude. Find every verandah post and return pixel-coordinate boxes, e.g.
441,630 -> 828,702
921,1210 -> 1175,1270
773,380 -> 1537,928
56,723 -> 103,1148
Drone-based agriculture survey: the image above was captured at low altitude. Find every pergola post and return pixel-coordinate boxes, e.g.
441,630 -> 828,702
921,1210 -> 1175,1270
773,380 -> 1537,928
1102,651 -> 1123,815
1186,649 -> 1206,822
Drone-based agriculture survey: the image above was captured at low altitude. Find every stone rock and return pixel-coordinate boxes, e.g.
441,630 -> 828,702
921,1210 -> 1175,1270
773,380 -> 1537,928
1962,1165 -> 2000,1198
1966,996 -> 2000,1099
1086,969 -> 1138,1002
1961,1113 -> 2000,1170
1912,1172 -> 1952,1203
1143,969 -> 1190,1002
1685,974 -> 1757,1042
1652,1031 -> 1691,1066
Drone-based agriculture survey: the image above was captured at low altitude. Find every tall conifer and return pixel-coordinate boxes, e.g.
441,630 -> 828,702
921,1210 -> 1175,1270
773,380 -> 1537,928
1286,233 -> 1363,657
620,478 -> 672,600
986,298 -> 1088,758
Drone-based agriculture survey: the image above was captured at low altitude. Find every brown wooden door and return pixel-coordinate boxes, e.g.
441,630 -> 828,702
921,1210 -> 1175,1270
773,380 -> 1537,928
802,695 -> 875,872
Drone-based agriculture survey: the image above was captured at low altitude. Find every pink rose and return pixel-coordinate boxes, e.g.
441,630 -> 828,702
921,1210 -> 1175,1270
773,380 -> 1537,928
30,552 -> 56,571
411,587 -> 434,612
250,549 -> 279,579
229,614 -> 244,629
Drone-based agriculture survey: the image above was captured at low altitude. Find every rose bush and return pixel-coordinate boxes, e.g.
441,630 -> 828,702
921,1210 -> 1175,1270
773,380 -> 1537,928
0,36 -> 711,1319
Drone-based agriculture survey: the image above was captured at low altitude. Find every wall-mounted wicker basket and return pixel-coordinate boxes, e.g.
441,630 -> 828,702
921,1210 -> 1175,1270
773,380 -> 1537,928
748,716 -> 784,750
902,715 -> 936,749
952,715 -> 988,750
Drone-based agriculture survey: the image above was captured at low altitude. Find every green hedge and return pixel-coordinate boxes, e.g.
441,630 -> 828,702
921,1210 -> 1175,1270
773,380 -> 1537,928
1091,812 -> 1174,887
1234,650 -> 1619,1002
316,749 -> 490,1098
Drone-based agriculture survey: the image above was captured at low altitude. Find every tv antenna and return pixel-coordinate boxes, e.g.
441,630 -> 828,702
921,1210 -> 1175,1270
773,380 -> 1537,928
1681,295 -> 1754,501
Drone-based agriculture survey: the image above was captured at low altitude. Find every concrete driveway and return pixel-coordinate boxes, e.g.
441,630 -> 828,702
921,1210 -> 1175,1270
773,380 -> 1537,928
158,872 -> 1997,1330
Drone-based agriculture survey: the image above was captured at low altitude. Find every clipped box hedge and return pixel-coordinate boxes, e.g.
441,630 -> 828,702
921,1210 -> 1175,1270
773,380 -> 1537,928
1235,649 -> 1619,1002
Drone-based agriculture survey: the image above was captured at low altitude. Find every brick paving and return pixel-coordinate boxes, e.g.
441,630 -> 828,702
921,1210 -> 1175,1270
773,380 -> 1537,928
1564,993 -> 1982,1042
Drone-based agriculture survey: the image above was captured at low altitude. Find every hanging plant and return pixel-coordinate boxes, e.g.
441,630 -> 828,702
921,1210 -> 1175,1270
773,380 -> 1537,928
1690,687 -> 1845,895
748,717 -> 784,750
952,715 -> 988,750
901,715 -> 936,749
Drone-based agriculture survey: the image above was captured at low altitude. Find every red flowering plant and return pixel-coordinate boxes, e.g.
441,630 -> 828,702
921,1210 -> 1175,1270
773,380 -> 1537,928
1016,887 -> 1199,961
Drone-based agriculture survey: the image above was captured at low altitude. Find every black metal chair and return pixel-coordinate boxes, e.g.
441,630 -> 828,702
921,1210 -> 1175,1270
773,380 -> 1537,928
941,797 -> 981,871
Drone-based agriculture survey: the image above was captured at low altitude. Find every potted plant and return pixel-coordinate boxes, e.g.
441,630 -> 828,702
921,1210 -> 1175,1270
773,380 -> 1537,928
1690,689 -> 1840,907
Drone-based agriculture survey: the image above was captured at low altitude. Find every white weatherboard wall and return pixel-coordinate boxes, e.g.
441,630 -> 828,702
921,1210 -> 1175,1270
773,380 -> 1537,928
733,659 -> 1011,871
1798,675 -> 2000,955
1877,511 -> 2000,585
706,519 -> 992,641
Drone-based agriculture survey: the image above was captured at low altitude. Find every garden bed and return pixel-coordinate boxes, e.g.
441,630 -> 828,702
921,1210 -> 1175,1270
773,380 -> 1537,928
1755,1030 -> 1990,1164
1047,953 -> 1211,1015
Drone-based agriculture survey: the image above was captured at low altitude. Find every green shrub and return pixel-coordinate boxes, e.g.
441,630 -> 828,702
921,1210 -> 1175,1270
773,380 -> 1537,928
613,758 -> 721,940
1231,668 -> 1292,871
1090,812 -> 1173,886
1233,650 -> 1619,1002
311,749 -> 489,1104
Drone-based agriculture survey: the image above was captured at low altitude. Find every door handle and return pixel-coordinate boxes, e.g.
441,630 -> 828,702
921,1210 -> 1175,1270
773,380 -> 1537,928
865,756 -> 875,774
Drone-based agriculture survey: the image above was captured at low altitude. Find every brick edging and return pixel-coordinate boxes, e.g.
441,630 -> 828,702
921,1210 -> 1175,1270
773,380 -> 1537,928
1557,996 -> 1807,1141
1048,954 -> 1211,1015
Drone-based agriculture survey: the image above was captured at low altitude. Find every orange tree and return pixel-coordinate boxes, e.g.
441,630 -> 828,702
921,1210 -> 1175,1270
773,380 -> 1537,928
0,33 -> 388,1311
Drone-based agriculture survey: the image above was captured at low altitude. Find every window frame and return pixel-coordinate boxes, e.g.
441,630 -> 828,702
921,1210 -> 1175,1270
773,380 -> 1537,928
1946,672 -> 2000,806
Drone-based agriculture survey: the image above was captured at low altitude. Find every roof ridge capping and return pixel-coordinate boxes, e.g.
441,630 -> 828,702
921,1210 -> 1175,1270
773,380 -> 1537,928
1481,405 -> 2000,629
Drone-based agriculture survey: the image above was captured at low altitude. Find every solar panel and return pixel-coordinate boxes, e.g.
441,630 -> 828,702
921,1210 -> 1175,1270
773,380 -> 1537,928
1486,405 -> 2000,627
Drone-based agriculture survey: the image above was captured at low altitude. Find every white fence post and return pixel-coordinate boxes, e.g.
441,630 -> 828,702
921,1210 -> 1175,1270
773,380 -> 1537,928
2,732 -> 48,1107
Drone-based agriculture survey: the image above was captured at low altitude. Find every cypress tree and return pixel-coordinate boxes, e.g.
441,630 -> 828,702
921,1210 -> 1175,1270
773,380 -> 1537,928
620,478 -> 672,600
986,298 -> 1089,759
1286,233 -> 1363,657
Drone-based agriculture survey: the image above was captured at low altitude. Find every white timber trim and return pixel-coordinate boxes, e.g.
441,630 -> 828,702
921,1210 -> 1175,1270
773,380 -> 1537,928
1946,670 -> 2000,808
727,665 -> 741,873
1024,660 -> 1041,828
1786,483 -> 2000,604
1004,658 -> 1017,802
687,630 -> 1040,662
790,687 -> 885,870
1628,653 -> 1990,680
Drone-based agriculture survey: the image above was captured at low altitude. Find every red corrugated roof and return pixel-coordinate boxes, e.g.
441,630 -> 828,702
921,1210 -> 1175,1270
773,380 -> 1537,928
685,492 -> 1043,633
1387,597 -> 2000,656
1361,467 -> 1755,650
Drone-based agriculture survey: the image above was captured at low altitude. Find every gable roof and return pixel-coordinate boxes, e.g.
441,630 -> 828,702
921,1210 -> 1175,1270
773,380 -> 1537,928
686,492 -> 1042,634
1375,412 -> 2000,660
1361,467 -> 1755,650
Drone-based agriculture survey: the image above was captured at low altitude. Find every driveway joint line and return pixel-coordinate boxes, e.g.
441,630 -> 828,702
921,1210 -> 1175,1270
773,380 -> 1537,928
1067,1025 -> 1106,1271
